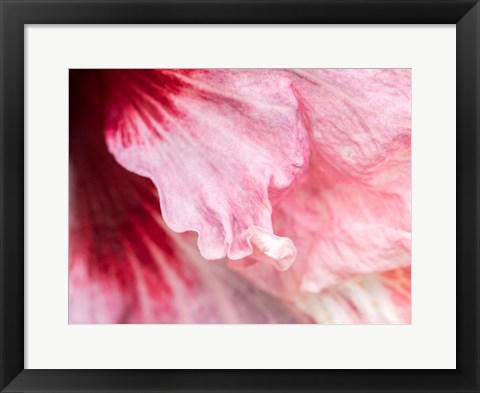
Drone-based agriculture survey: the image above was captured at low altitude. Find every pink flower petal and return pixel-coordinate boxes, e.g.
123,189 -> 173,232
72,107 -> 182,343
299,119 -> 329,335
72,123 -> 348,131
277,141 -> 411,293
291,69 -> 411,176
230,69 -> 411,300
69,71 -> 311,323
299,267 -> 411,324
290,69 -> 411,290
103,70 -> 309,270
70,69 -> 411,324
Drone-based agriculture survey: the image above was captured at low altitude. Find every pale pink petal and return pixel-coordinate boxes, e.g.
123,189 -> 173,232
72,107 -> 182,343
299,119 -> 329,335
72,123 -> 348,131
290,69 -> 411,176
290,69 -> 411,290
230,69 -> 411,300
277,142 -> 410,293
103,70 -> 309,270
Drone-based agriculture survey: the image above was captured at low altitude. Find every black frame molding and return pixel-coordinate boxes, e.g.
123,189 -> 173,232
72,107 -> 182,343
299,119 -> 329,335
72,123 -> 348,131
1,1 -> 479,392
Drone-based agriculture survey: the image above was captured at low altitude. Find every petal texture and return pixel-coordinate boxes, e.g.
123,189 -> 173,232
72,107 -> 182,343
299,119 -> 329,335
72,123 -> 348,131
291,69 -> 411,176
69,71 -> 311,323
298,267 -> 411,324
104,70 -> 309,270
69,69 -> 412,324
230,69 -> 411,299
290,69 -> 411,290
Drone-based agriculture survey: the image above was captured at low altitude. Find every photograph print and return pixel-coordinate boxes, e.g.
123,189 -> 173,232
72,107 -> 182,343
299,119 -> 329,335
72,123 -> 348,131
69,69 -> 411,324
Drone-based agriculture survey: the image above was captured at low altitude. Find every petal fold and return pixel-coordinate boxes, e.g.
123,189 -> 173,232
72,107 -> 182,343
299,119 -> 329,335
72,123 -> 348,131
231,69 -> 411,300
104,70 -> 309,269
290,69 -> 411,176
69,70 -> 311,323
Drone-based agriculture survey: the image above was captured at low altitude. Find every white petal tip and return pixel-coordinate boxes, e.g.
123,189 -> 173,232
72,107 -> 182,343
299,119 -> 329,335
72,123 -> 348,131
246,226 -> 297,271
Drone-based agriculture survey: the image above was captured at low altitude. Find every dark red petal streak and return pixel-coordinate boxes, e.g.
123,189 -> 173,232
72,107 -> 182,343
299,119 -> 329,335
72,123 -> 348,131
103,70 -> 310,270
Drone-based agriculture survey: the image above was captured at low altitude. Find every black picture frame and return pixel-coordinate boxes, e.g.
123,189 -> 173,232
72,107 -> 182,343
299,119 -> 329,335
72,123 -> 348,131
1,1 -> 478,392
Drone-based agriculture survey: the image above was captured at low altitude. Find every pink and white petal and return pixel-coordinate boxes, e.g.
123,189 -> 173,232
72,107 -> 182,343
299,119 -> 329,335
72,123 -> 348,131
279,147 -> 410,293
288,69 -> 411,291
379,266 -> 411,323
103,69 -> 309,270
231,151 -> 410,297
231,69 -> 411,299
69,71 -> 311,323
290,69 -> 411,177
297,267 -> 411,324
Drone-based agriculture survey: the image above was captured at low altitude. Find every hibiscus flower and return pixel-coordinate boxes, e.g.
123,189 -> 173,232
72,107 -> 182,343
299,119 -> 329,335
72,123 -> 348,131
69,69 -> 411,324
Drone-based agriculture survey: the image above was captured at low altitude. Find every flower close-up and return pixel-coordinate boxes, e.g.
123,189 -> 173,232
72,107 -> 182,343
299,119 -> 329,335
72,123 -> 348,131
69,69 -> 411,324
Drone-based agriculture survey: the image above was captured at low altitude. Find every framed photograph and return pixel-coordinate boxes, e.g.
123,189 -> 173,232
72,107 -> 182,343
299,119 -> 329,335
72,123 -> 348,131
1,0 -> 478,392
